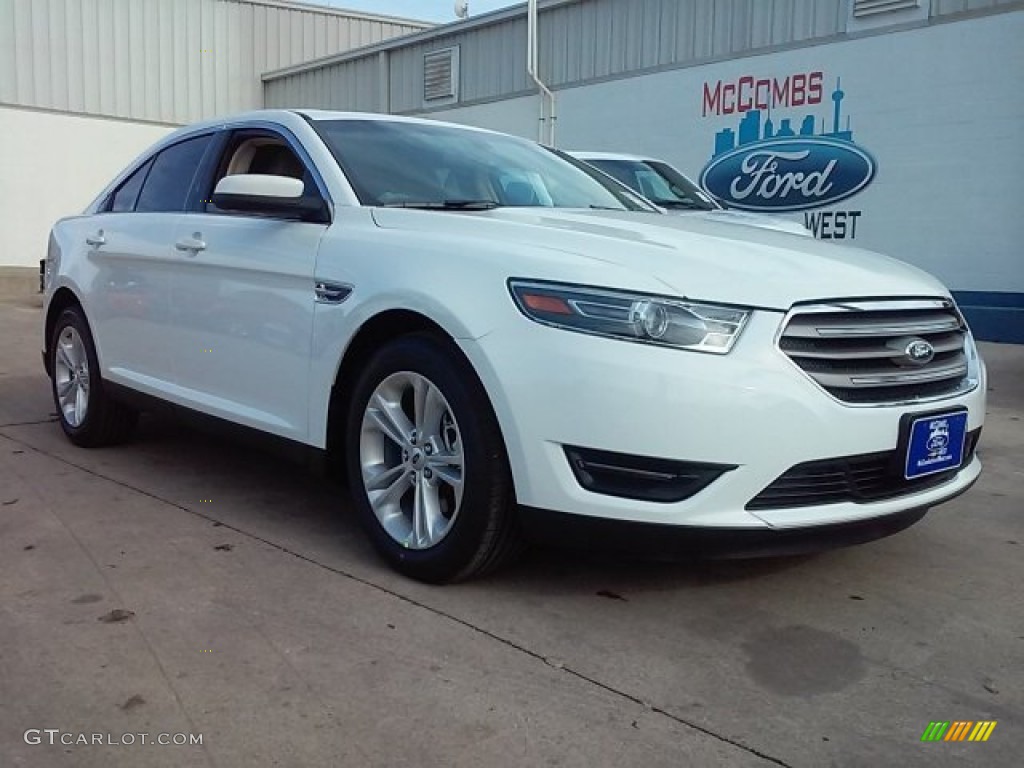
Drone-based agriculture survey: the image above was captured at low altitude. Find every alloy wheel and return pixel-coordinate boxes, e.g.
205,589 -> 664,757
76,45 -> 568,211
54,326 -> 90,427
359,371 -> 465,549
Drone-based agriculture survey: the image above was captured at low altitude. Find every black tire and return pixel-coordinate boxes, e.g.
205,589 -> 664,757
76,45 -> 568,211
344,333 -> 520,583
49,306 -> 137,447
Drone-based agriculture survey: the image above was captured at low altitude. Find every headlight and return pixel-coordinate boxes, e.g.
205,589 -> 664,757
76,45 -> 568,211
950,299 -> 982,386
508,279 -> 751,354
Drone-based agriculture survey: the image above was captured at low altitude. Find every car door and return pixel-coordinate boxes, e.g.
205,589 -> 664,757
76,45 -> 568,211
87,133 -> 214,394
167,127 -> 328,442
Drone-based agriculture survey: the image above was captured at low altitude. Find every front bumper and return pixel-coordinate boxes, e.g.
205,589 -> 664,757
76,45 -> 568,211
518,503 -> 939,559
464,308 -> 986,530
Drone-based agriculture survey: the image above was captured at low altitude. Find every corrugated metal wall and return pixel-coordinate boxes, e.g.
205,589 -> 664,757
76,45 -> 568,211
265,51 -> 387,112
386,17 -> 531,112
267,0 -> 849,114
0,0 -> 427,124
263,14 -> 532,113
536,0 -> 849,87
263,0 -> 1022,116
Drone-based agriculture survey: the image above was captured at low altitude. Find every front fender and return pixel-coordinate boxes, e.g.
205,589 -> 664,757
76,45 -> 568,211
303,210 -> 656,449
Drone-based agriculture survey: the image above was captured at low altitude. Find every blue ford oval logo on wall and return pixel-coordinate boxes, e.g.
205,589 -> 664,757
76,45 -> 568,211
700,137 -> 876,213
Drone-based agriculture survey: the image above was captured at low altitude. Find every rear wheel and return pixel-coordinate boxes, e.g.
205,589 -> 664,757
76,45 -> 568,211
50,307 -> 137,447
345,334 -> 519,582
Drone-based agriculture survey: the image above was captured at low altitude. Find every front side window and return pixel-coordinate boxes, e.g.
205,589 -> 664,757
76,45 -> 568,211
203,132 -> 317,215
313,119 -> 650,211
135,134 -> 213,213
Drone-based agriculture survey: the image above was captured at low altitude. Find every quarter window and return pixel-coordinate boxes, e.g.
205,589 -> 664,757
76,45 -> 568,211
135,134 -> 213,213
109,159 -> 153,212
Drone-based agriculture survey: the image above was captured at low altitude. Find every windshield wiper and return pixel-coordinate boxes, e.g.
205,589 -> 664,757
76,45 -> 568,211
649,198 -> 708,211
380,199 -> 501,210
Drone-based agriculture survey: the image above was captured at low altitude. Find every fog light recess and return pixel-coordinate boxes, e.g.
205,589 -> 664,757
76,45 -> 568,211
564,446 -> 735,503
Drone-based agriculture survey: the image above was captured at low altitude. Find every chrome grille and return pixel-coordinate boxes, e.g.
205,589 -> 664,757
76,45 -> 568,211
779,300 -> 973,405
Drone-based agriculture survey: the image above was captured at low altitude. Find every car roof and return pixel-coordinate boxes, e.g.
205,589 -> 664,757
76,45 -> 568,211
294,109 -> 502,135
159,110 -> 512,148
568,151 -> 656,163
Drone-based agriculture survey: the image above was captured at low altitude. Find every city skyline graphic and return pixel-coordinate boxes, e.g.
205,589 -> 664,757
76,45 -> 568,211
712,78 -> 854,158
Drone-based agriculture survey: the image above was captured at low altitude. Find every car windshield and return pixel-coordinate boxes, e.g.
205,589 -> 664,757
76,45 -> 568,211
584,158 -> 718,211
313,119 -> 651,211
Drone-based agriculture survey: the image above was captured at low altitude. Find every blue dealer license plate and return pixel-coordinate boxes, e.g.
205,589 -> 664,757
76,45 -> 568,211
904,411 -> 968,480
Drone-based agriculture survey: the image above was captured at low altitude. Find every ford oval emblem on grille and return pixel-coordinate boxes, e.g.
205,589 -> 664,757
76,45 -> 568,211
904,339 -> 935,366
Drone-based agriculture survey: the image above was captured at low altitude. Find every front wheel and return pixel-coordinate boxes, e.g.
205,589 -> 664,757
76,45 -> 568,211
49,307 -> 137,447
345,334 -> 519,582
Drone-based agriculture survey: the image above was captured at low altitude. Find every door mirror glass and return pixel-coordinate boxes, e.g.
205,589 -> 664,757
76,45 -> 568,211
212,174 -> 326,221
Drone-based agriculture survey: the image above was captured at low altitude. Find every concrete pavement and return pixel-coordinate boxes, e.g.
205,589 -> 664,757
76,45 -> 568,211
1,301 -> 1021,767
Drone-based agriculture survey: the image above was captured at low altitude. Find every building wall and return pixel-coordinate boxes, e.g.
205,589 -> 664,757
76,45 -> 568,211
264,0 -> 1022,116
264,0 -> 853,113
447,10 -> 1023,291
0,0 -> 428,271
0,0 -> 427,124
422,94 -> 541,140
0,106 -> 174,268
264,0 -> 1023,341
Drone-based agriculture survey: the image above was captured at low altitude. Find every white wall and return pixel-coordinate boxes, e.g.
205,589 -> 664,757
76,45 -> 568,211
428,12 -> 1024,297
422,95 -> 541,142
0,107 -> 173,268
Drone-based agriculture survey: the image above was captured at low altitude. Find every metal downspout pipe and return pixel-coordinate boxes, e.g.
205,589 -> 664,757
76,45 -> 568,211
527,0 -> 556,146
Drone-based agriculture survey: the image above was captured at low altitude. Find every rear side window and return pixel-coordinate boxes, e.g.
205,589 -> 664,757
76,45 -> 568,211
136,134 -> 213,213
109,159 -> 153,212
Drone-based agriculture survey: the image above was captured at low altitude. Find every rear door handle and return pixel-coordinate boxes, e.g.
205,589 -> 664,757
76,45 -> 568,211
175,234 -> 206,254
85,231 -> 106,247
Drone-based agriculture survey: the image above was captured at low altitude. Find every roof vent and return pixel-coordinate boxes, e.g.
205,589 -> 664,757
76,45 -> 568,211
424,47 -> 459,102
853,0 -> 920,17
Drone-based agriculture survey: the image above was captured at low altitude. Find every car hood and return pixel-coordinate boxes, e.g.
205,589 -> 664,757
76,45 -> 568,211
370,207 -> 949,310
689,209 -> 811,237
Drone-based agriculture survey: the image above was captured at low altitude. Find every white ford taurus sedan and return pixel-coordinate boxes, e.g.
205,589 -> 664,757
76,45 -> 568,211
43,110 -> 985,582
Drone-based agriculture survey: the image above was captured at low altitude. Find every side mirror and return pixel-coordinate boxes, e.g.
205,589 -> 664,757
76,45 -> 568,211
212,174 -> 328,222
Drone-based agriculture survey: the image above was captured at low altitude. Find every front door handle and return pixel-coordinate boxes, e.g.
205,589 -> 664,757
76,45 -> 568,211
175,233 -> 207,254
85,231 -> 106,247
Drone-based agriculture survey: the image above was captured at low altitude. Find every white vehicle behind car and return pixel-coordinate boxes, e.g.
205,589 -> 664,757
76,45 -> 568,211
43,110 -> 984,582
570,151 -> 810,236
